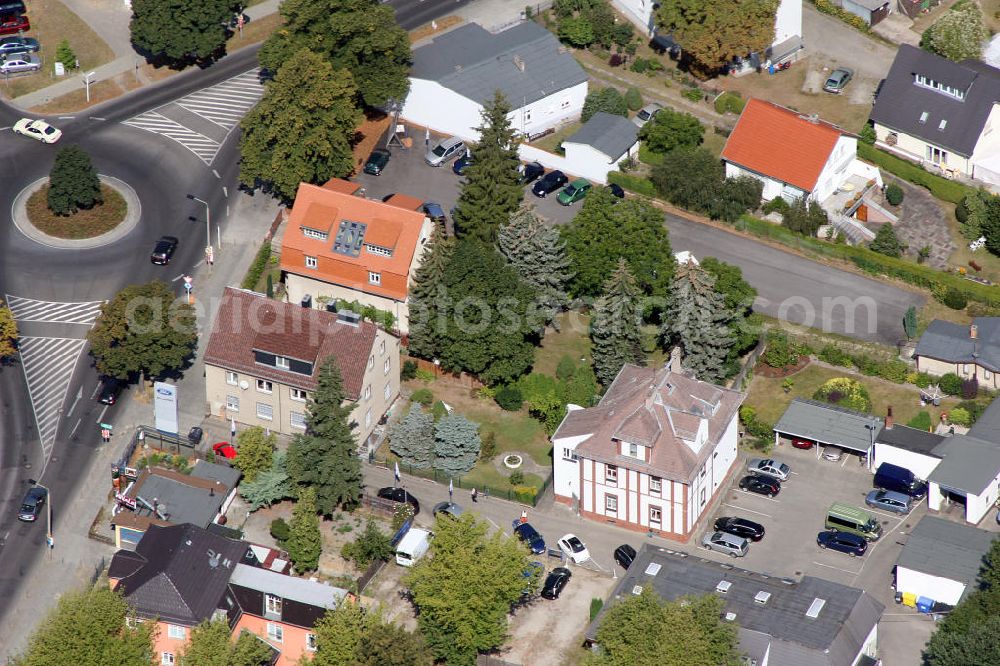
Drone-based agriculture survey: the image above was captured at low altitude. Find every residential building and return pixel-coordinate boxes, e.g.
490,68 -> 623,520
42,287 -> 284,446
913,318 -> 1000,389
836,0 -> 891,25
560,112 -> 639,184
588,544 -> 884,666
280,181 -> 433,334
773,399 -> 882,466
401,22 -> 588,142
873,417 -> 944,481
204,287 -> 400,450
551,351 -> 744,542
870,45 -> 1000,185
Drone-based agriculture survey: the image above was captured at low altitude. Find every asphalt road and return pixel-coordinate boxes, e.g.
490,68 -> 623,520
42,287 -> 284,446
388,0 -> 474,30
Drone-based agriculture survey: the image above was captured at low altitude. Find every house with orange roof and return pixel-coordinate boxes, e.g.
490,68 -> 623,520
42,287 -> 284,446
280,182 -> 433,334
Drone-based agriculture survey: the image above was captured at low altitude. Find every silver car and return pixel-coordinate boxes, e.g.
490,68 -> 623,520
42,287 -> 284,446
425,136 -> 465,167
701,531 -> 749,558
865,489 -> 912,514
633,102 -> 663,127
0,53 -> 40,75
746,458 -> 790,481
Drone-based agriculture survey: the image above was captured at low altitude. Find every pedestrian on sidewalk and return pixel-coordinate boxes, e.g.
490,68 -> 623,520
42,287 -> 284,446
471,487 -> 478,503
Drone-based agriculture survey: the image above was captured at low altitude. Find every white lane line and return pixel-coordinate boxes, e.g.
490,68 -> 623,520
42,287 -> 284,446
69,418 -> 82,439
90,116 -> 106,121
58,116 -> 75,119
812,561 -> 862,575
213,169 -> 221,179
90,381 -> 102,399
734,490 -> 781,503
222,186 -> 228,198
171,273 -> 185,282
96,404 -> 108,424
722,503 -> 771,518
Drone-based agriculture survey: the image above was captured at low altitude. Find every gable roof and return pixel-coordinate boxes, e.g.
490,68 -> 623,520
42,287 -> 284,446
914,318 -> 1000,372
410,22 -> 587,107
280,182 -> 429,302
228,563 -> 346,629
870,44 -> 1000,157
722,98 -> 848,192
929,433 -> 1000,495
564,112 -> 639,160
773,399 -> 881,453
588,545 -> 884,666
204,287 -> 379,398
110,524 -> 247,625
897,516 -> 995,600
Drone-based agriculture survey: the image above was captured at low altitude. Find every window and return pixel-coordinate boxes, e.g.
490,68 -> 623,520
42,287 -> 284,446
700,465 -> 706,478
649,506 -> 662,527
368,355 -> 374,369
918,111 -> 928,124
265,594 -> 282,615
161,653 -> 175,666
291,411 -> 306,429
986,371 -> 992,380
605,464 -> 618,484
305,256 -> 318,269
627,442 -> 638,458
226,395 -> 239,412
379,339 -> 386,355
364,243 -> 393,257
226,371 -> 238,386
700,488 -> 707,507
276,356 -> 290,370
365,408 -> 372,427
257,402 -> 273,421
302,227 -> 328,241
384,382 -> 392,401
306,633 -> 318,652
167,625 -> 185,640
256,379 -> 273,394
560,98 -> 571,109
368,271 -> 381,285
384,358 -> 391,375
605,495 -> 618,514
524,109 -> 532,122
267,623 -> 283,643
291,387 -> 307,402
364,385 -> 372,401
926,146 -> 948,165
562,447 -> 578,462
649,476 -> 662,494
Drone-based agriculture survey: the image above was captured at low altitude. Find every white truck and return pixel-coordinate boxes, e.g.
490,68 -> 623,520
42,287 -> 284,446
395,527 -> 432,567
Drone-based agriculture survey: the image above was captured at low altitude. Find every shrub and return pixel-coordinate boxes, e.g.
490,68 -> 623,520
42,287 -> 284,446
948,407 -> 972,427
401,360 -> 418,381
495,384 -> 524,411
682,87 -> 703,102
818,344 -> 851,367
907,411 -> 932,430
852,353 -> 882,377
739,405 -> 773,439
411,388 -> 434,405
914,372 -> 934,389
480,430 -> 498,461
961,376 -> 979,399
879,359 -> 910,384
582,87 -> 628,122
885,183 -> 904,205
859,123 -> 876,145
625,86 -> 643,110
940,287 -> 968,310
241,243 -> 272,290
857,143 -> 973,205
813,377 -> 871,412
270,518 -> 290,543
590,598 -> 604,621
415,368 -> 436,382
762,330 -> 799,369
630,57 -> 648,73
939,372 -> 963,396
762,197 -> 790,215
956,399 -> 989,423
340,519 -> 393,568
509,470 -> 525,485
608,53 -> 623,67
607,172 -> 657,197
432,400 -> 449,420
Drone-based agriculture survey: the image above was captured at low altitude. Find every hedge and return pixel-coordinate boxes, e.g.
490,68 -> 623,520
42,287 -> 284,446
812,0 -> 870,31
607,171 -> 657,197
241,242 -> 272,290
857,143 -> 973,204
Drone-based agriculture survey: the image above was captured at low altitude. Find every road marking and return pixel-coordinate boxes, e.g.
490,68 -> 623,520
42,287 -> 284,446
122,111 -> 221,165
222,186 -> 228,198
58,116 -> 75,119
213,169 -> 221,179
812,560 -> 862,575
96,404 -> 108,424
90,380 -> 101,400
4,295 -> 104,325
90,116 -> 106,121
722,503 -> 771,518
734,489 -> 781,503
69,417 -> 82,439
17,337 -> 88,459
171,273 -> 185,282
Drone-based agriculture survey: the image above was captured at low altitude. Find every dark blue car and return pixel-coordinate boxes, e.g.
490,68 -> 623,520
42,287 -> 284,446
817,530 -> 867,557
453,152 -> 473,175
513,520 -> 546,554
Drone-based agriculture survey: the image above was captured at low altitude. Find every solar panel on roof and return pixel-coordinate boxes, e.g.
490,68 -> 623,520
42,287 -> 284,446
333,220 -> 366,257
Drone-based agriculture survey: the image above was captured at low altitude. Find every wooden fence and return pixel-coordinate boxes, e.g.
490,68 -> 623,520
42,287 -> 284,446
404,355 -> 483,389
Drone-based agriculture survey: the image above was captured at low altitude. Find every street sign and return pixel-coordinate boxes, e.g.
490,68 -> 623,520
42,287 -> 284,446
183,275 -> 193,292
100,422 -> 113,430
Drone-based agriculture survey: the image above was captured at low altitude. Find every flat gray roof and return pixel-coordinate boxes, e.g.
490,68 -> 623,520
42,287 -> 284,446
135,475 -> 223,527
229,563 -> 346,610
897,516 -> 996,601
929,433 -> 1000,495
774,399 -> 881,453
564,112 -> 639,160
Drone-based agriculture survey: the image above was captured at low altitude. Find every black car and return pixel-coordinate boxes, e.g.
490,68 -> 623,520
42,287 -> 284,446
614,544 -> 636,570
817,530 -> 867,557
377,487 -> 420,515
518,161 -> 545,184
18,486 -> 46,522
513,520 -> 546,555
714,516 -> 765,542
423,202 -> 446,224
432,501 -> 463,519
150,236 -> 178,265
363,148 -> 391,176
738,474 -> 780,497
98,377 -> 123,405
531,170 -> 568,198
452,153 -> 473,175
541,567 -> 571,600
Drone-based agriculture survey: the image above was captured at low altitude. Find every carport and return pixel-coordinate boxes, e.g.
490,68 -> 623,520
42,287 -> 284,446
773,399 -> 882,469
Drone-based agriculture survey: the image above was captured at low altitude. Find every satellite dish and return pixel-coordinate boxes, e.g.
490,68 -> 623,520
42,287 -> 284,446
239,380 -> 249,390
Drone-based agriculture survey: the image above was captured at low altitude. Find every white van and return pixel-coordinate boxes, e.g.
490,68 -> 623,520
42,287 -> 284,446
395,527 -> 432,567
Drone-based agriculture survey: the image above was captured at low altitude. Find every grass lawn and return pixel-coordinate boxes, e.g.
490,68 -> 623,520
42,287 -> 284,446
744,361 -> 960,427
26,184 -> 126,239
530,121 -> 581,154
532,312 -> 592,376
226,12 -> 282,53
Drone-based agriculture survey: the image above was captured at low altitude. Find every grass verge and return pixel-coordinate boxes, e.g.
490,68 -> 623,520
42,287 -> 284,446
26,184 -> 126,239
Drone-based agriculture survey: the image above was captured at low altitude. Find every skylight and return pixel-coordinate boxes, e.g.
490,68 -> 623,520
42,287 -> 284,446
716,580 -> 732,594
806,597 -> 826,618
644,563 -> 662,576
754,591 -> 772,605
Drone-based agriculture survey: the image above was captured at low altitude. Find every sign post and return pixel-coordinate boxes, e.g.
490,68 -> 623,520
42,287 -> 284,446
183,275 -> 193,304
83,71 -> 95,102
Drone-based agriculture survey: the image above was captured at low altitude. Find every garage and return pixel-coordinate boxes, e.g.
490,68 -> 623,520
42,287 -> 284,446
872,421 -> 943,481
926,432 -> 1000,524
773,399 -> 883,467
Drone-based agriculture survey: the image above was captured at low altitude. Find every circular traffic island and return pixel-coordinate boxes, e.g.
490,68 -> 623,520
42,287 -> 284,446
26,182 -> 127,240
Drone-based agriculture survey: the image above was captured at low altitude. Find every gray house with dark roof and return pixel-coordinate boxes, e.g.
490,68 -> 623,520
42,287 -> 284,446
587,544 -> 884,666
401,22 -> 588,142
914,318 -> 1000,389
562,112 -> 640,180
870,45 -> 1000,184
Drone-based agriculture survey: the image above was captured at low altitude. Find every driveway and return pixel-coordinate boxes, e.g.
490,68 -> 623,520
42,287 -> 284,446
803,3 -> 897,81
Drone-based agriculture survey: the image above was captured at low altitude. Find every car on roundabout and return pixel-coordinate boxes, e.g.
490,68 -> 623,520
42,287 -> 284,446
12,118 -> 62,144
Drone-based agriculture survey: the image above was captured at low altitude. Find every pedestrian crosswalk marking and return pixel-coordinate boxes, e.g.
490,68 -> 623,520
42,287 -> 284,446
4,295 -> 104,325
18,337 -> 88,457
122,111 -> 222,165
176,69 -> 264,130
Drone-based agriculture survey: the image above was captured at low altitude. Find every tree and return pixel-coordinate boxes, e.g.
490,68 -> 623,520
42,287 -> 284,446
87,280 -> 197,383
389,405 -> 435,468
589,587 -> 740,666
518,372 -> 566,432
702,257 -> 760,374
870,223 -> 905,258
287,486 -> 322,573
47,145 -> 102,216
590,260 -> 645,385
240,49 -> 362,202
259,0 -> 410,108
958,189 -> 992,240
452,92 -> 524,243
903,305 -> 919,340
233,426 -> 276,482
180,618 -> 273,666
639,108 -> 705,155
925,1 -> 988,62
925,615 -> 1000,666
581,87 -> 629,122
55,39 -> 76,70
407,513 -> 531,664
661,263 -> 734,383
130,0 -> 230,65
433,414 -> 481,476
341,519 -> 394,568
813,377 -> 871,412
982,194 -> 1000,257
311,602 -> 433,666
561,363 -> 599,408
655,0 -> 779,75
625,86 -> 643,111
782,197 -> 828,236
435,240 -> 537,385
12,586 -> 153,666
356,621 -> 434,666
558,15 -> 596,47
286,356 -> 363,514
0,300 -> 18,360
407,222 -> 456,359
650,147 -> 761,222
562,188 -> 674,299
239,451 -> 295,511
497,206 -> 575,329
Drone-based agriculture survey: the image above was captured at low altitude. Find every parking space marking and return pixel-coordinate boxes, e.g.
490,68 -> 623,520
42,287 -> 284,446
812,560 -> 862,576
4,295 -> 104,325
734,490 -> 781,503
722,503 -> 771,518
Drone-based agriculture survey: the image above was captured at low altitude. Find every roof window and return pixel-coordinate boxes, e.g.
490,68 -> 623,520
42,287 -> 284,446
754,591 -> 772,605
716,580 -> 732,594
806,597 -> 826,618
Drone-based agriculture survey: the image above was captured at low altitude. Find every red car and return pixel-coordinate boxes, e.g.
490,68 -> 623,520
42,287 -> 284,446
0,14 -> 29,36
212,442 -> 237,459
791,438 -> 814,450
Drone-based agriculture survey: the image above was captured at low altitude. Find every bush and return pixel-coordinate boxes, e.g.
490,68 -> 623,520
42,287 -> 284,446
608,53 -> 623,67
241,243 -> 272,290
625,86 -> 643,110
713,91 -> 745,115
411,388 -> 434,405
582,87 -> 629,122
817,344 -> 851,367
590,598 -> 604,621
857,143 -> 973,205
914,372 -> 934,389
761,330 -> 799,369
270,518 -> 290,543
401,360 -> 418,381
852,353 -> 882,377
907,411 -> 932,430
629,57 -> 648,73
762,197 -> 790,215
682,87 -> 703,102
415,368 -> 436,382
813,377 -> 871,412
480,430 -> 498,461
948,407 -> 972,427
495,384 -> 524,411
961,376 -> 979,399
432,400 -> 449,420
939,373 -> 963,396
956,399 -> 989,423
739,405 -> 773,439
509,470 -> 525,485
340,520 -> 393,568
859,124 -> 876,145
56,39 -> 77,70
879,359 -> 910,384
607,171 -> 657,197
885,183 -> 904,205
940,287 -> 968,311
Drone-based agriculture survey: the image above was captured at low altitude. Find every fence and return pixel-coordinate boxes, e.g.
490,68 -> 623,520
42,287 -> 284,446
368,458 -> 547,507
357,559 -> 387,594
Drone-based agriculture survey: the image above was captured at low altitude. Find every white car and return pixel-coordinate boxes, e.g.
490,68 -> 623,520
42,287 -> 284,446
0,53 -> 40,75
557,534 -> 590,564
746,458 -> 791,481
12,118 -> 62,144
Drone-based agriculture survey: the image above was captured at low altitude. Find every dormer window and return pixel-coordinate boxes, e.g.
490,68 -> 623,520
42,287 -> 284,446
938,119 -> 947,130
302,227 -> 328,241
364,243 -> 393,257
369,271 -> 381,285
913,74 -> 965,100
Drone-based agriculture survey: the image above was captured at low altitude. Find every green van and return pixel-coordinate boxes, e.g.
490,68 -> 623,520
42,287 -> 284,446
825,502 -> 882,541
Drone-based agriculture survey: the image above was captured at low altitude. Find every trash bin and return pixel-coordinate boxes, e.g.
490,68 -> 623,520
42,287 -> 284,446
917,596 -> 934,614
188,426 -> 204,446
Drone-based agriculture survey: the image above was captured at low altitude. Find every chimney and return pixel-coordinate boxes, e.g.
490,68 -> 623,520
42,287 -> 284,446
669,347 -> 683,374
971,324 -> 978,339
210,486 -> 215,497
886,406 -> 894,430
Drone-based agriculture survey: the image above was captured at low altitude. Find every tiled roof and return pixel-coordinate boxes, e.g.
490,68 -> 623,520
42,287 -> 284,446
203,287 -> 378,399
280,182 -> 428,302
320,178 -> 363,195
722,98 -> 847,193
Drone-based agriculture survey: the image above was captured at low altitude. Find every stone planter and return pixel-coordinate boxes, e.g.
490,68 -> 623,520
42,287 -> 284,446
503,454 -> 523,470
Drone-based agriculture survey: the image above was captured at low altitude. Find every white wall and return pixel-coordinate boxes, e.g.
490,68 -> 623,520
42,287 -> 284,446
611,0 -> 654,34
895,567 -> 968,606
774,0 -> 803,45
552,429 -> 590,501
813,135 -> 857,202
968,481 -> 996,524
561,139 -> 639,185
872,443 -> 941,481
851,621 -> 879,666
724,162 -> 789,201
712,416 -> 739,490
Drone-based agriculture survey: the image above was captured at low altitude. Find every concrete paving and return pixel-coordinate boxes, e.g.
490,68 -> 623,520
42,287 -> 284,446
802,3 -> 897,81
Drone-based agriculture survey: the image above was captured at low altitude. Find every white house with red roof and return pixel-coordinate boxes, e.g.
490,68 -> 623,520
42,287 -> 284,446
551,351 -> 745,542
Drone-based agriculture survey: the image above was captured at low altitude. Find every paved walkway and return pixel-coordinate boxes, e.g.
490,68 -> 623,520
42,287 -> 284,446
884,175 -> 955,269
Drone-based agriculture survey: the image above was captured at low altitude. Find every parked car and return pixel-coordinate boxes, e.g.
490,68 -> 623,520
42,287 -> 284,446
746,458 -> 790,481
363,148 -> 391,176
425,136 -> 465,166
0,36 -> 39,56
714,516 -> 765,542
0,1 -> 27,16
823,68 -> 853,94
150,236 -> 179,265
865,489 -> 912,514
513,521 -> 546,555
422,202 -> 446,223
791,438 -> 814,450
0,14 -> 29,36
0,52 -> 38,74
212,441 -> 238,459
97,377 -> 123,405
188,426 -> 204,446
377,487 -> 420,515
822,446 -> 844,462
817,530 -> 867,557
541,567 -> 572,599
531,170 -> 568,197
432,501 -> 463,519
557,179 -> 592,206
614,544 -> 637,570
873,462 -> 927,499
633,102 -> 663,127
452,152 -> 473,175
607,183 -> 625,199
739,474 -> 780,497
701,531 -> 749,558
12,118 -> 61,143
557,534 -> 590,563
518,161 -> 545,184
18,486 -> 46,522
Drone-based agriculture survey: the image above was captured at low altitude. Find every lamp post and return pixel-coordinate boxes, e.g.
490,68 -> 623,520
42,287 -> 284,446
27,479 -> 52,550
186,194 -> 211,251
